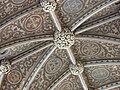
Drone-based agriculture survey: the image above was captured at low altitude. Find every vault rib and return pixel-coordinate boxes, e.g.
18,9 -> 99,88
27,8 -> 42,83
69,63 -> 88,90
0,73 -> 4,88
97,81 -> 120,90
84,61 -> 120,67
41,0 -> 62,32
22,46 -> 57,90
11,42 -> 53,64
50,11 -> 62,32
66,48 -> 76,65
75,35 -> 120,44
48,70 -> 71,90
75,13 -> 120,35
78,74 -> 88,90
0,35 -> 53,50
71,0 -> 119,31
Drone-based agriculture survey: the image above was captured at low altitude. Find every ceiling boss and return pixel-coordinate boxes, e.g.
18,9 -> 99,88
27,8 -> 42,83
40,0 -> 87,89
0,0 -> 120,90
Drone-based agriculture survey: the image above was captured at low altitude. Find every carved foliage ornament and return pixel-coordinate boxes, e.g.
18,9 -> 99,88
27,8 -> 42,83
0,60 -> 11,74
54,30 -> 75,49
41,0 -> 57,12
69,63 -> 84,75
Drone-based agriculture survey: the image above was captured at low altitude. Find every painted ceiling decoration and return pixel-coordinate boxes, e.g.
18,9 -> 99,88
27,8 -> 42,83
0,0 -> 120,90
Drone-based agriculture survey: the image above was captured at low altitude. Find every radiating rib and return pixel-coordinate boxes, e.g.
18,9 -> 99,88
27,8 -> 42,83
12,42 -> 53,64
48,70 -> 71,90
71,0 -> 119,31
0,73 -> 4,88
0,35 -> 53,50
75,13 -> 120,35
84,61 -> 120,67
50,11 -> 62,32
97,81 -> 120,90
23,46 -> 57,90
75,35 -> 120,44
78,74 -> 88,90
66,48 -> 76,65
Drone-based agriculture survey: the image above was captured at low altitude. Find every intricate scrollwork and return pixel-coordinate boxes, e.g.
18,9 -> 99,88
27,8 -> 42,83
69,63 -> 84,75
7,70 -> 22,84
41,0 -> 57,12
54,29 -> 75,49
45,56 -> 63,74
85,65 -> 120,88
54,75 -> 82,90
81,41 -> 101,56
0,60 -> 11,74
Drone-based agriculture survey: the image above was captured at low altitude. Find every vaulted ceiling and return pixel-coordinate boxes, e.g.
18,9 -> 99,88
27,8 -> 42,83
0,0 -> 120,90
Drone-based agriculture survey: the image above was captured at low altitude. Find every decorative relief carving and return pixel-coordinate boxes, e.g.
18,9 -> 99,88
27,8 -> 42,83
56,8 -> 71,24
0,8 -> 54,43
45,56 -> 63,74
0,60 -> 11,74
0,0 -> 120,89
0,0 -> 37,23
58,81 -> 73,90
54,75 -> 83,90
1,51 -> 44,90
24,15 -> 42,31
70,0 -> 116,29
9,42 -> 39,56
91,68 -> 109,80
85,4 -> 120,22
0,24 -> 25,42
85,19 -> 120,38
85,65 -> 120,88
63,0 -> 83,13
69,63 -> 84,75
54,30 -> 75,49
11,0 -> 26,4
81,42 -> 101,56
7,70 -> 22,84
72,40 -> 120,60
41,0 -> 57,12
30,49 -> 70,90
56,0 -> 103,27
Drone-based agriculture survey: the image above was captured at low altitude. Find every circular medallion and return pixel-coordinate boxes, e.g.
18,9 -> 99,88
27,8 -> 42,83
24,15 -> 42,31
81,42 -> 100,56
59,81 -> 73,90
12,0 -> 25,4
91,68 -> 109,80
45,57 -> 62,74
7,70 -> 22,84
63,0 -> 83,13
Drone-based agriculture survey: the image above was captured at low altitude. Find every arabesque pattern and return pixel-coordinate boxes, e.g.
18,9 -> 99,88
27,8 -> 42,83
0,0 -> 120,90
